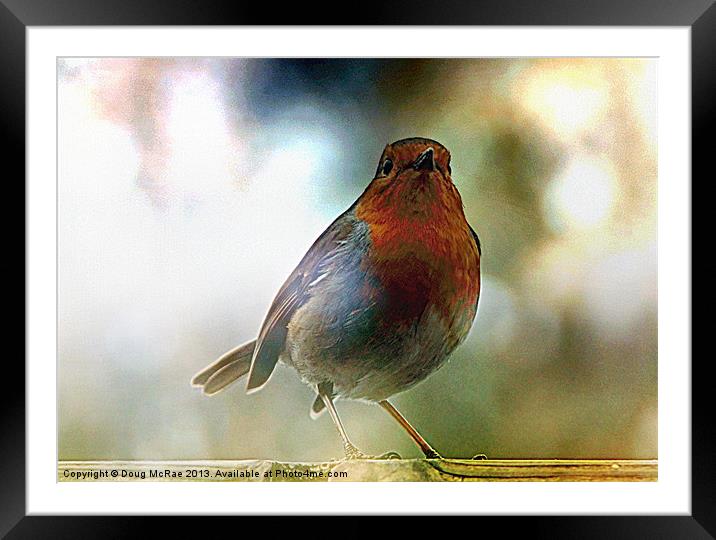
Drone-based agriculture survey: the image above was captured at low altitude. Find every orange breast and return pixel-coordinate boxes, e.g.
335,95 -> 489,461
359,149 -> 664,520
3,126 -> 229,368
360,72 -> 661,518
356,195 -> 480,325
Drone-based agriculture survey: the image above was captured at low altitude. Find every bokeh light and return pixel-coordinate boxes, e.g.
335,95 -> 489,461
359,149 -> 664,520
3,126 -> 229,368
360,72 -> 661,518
545,155 -> 618,231
518,62 -> 610,142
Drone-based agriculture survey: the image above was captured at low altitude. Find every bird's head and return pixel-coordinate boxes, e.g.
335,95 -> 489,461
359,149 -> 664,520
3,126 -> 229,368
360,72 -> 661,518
374,137 -> 452,181
357,138 -> 463,222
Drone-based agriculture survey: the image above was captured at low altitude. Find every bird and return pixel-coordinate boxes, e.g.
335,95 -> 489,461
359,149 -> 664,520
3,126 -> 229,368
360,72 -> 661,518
192,137 -> 482,460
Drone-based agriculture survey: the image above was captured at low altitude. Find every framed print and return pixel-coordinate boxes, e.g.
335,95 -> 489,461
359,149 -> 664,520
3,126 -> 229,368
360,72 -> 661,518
6,0 -> 708,536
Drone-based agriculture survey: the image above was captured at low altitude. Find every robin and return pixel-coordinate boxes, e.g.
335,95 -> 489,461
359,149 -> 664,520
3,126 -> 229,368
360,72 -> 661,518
192,137 -> 481,460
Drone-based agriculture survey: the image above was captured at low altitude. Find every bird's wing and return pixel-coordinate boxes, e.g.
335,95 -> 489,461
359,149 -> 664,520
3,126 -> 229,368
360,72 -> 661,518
468,223 -> 482,311
246,208 -> 362,392
469,223 -> 481,256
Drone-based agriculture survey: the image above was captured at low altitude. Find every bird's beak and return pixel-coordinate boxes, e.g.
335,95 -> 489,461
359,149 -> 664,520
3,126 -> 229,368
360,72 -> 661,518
413,147 -> 435,171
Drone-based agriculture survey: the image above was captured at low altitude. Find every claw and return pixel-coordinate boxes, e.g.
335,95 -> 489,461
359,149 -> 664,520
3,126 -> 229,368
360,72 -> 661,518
472,453 -> 488,460
343,443 -> 402,460
343,442 -> 370,460
378,451 -> 402,460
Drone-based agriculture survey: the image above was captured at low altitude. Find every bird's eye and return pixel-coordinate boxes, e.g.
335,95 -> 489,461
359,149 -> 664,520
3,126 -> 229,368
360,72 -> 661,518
381,159 -> 393,176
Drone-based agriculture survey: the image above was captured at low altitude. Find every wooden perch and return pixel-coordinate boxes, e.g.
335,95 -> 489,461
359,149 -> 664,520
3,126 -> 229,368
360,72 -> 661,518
58,459 -> 657,482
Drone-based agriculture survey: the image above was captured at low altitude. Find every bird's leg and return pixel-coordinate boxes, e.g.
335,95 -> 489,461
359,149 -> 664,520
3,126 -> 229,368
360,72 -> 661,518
318,387 -> 370,459
318,386 -> 400,460
379,400 -> 443,459
379,400 -> 488,460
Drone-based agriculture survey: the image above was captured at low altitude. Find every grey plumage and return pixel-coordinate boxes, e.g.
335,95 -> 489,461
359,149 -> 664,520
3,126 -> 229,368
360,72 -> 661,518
191,340 -> 255,395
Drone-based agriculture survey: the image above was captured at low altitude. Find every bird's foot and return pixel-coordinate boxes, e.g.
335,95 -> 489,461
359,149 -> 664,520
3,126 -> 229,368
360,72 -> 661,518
342,442 -> 372,460
343,443 -> 401,460
377,451 -> 402,460
421,451 -> 486,461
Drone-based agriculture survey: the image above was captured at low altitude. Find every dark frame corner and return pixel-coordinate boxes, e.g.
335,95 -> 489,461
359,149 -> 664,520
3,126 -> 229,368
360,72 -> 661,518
4,0 -> 708,536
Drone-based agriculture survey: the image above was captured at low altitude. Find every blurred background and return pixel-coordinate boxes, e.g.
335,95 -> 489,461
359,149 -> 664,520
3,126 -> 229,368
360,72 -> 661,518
58,58 -> 657,461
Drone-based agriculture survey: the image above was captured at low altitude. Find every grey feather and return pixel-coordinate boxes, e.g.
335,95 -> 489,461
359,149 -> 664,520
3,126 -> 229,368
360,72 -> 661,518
192,340 -> 256,395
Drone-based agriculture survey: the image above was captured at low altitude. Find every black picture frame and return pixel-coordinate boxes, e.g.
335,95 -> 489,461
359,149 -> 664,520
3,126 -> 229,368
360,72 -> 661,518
3,0 -> 707,536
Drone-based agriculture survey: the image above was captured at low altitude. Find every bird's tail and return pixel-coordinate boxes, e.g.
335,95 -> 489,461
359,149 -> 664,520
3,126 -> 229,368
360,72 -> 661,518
191,340 -> 256,395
